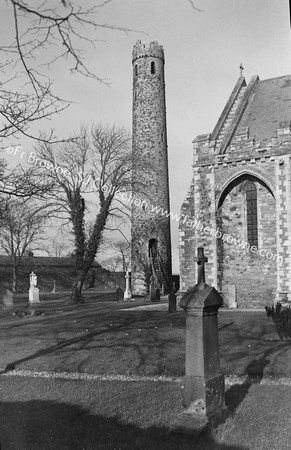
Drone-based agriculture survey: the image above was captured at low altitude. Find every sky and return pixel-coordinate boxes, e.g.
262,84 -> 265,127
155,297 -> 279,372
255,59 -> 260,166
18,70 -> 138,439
1,0 -> 291,272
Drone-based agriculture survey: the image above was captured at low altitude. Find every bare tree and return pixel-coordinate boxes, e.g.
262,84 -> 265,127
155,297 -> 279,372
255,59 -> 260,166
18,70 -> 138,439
1,0 -> 199,146
101,255 -> 123,273
0,198 -> 50,292
46,229 -> 73,257
35,123 -> 134,303
0,157 -> 55,198
113,239 -> 131,272
0,1 -> 140,203
101,238 -> 130,272
0,1 -> 199,198
1,0 -> 139,145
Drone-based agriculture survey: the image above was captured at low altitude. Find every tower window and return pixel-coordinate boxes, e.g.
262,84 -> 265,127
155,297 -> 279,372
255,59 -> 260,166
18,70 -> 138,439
245,181 -> 258,248
161,132 -> 164,142
135,65 -> 138,76
151,61 -> 155,74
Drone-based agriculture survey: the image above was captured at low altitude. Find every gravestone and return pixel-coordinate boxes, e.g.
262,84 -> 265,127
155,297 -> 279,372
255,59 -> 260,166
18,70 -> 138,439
29,271 -> 40,304
52,280 -> 56,293
155,287 -> 160,301
123,271 -> 132,300
168,290 -> 177,313
2,284 -> 13,310
224,284 -> 237,308
149,275 -> 156,301
173,247 -> 226,433
149,275 -> 160,302
116,286 -> 124,301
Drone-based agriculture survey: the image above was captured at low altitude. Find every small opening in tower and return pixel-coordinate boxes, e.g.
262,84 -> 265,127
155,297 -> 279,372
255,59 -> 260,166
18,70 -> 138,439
135,64 -> 138,76
151,61 -> 155,74
161,132 -> 164,142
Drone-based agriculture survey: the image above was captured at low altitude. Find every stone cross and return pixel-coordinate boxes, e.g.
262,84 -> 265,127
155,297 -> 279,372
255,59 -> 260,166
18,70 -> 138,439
194,247 -> 208,288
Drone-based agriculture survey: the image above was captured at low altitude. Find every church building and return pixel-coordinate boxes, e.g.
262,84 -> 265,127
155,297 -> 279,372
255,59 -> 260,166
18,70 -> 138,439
179,72 -> 291,308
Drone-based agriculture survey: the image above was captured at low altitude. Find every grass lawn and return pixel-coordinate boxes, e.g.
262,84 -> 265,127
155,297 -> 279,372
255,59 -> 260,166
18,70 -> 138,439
0,296 -> 291,449
0,298 -> 290,378
0,375 -> 291,450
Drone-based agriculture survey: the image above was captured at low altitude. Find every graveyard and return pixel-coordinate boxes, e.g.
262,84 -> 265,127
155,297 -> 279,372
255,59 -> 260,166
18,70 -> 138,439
0,289 -> 291,449
0,1 -> 290,449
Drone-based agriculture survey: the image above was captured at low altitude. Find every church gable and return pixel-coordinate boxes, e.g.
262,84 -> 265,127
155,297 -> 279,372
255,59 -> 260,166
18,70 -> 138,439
194,74 -> 291,159
179,72 -> 291,308
237,75 -> 291,143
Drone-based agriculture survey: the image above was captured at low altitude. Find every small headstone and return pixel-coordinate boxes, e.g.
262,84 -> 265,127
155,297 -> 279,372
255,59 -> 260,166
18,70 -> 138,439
52,280 -> 56,293
168,290 -> 177,313
149,275 -> 156,301
149,275 -> 160,302
155,287 -> 160,300
2,287 -> 13,310
226,285 -> 237,309
116,287 -> 124,301
29,271 -> 40,304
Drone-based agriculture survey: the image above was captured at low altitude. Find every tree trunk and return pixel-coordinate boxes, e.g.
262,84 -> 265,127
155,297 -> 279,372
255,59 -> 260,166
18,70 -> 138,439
70,272 -> 86,303
88,269 -> 95,288
12,263 -> 18,293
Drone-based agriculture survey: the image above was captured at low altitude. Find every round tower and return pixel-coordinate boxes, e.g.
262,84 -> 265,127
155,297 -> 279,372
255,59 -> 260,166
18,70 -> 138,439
131,40 -> 172,296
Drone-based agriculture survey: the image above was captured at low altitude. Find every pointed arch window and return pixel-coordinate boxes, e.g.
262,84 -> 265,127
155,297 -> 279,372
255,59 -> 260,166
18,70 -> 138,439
151,61 -> 155,74
245,181 -> 258,248
135,64 -> 138,76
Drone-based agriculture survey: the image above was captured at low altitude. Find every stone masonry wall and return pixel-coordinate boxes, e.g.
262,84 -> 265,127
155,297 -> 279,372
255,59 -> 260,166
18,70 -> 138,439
131,41 -> 172,295
218,182 -> 276,308
179,125 -> 291,307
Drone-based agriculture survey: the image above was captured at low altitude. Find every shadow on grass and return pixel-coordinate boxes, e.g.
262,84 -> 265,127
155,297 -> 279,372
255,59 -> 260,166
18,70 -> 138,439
2,308 -> 290,378
0,399 -> 248,450
3,310 -> 183,375
226,355 -> 270,415
219,312 -> 291,377
3,311 -> 136,372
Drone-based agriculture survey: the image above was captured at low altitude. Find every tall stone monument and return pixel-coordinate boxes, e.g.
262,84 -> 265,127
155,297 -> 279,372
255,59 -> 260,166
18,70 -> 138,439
176,247 -> 226,432
123,271 -> 132,301
131,40 -> 172,296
